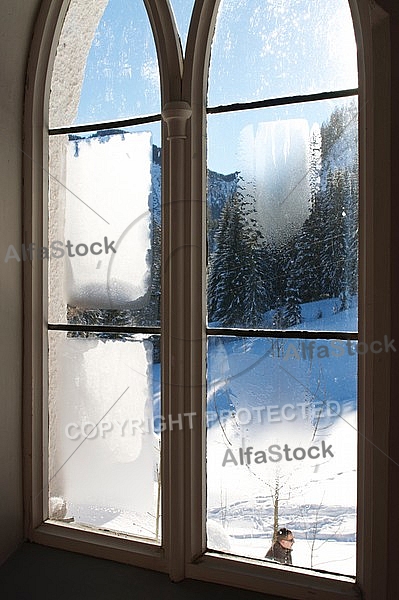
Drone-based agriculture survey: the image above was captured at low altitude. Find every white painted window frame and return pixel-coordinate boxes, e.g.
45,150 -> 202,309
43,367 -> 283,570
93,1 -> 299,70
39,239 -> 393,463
23,1 -> 391,598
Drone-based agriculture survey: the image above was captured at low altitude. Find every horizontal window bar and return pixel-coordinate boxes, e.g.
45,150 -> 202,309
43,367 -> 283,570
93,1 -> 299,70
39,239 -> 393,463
49,324 -> 357,339
207,328 -> 358,340
49,113 -> 162,136
49,88 -> 358,135
47,323 -> 160,335
207,88 -> 358,115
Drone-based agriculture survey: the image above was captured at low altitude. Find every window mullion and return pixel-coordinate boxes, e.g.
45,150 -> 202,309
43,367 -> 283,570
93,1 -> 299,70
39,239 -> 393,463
161,100 -> 192,581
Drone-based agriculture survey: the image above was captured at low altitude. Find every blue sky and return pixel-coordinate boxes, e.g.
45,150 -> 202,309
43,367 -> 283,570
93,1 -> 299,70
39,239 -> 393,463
76,0 -> 358,174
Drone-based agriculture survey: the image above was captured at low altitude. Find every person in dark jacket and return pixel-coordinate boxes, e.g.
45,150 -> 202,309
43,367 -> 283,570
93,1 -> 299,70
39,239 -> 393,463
265,527 -> 294,565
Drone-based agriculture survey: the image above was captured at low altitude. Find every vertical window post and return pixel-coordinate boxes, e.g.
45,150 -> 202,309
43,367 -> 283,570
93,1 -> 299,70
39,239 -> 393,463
162,100 -> 191,581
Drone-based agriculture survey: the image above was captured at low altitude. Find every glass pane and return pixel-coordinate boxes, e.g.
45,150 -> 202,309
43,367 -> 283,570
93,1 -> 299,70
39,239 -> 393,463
207,98 -> 358,332
208,0 -> 357,107
49,0 -> 161,129
48,331 -> 161,542
169,0 -> 195,53
206,336 -> 357,576
48,123 -> 161,326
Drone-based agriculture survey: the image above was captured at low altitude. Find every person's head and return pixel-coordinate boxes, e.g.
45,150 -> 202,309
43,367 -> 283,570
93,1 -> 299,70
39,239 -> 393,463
276,527 -> 295,550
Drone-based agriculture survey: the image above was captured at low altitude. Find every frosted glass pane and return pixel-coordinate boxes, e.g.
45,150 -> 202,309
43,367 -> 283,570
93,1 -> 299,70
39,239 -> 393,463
49,0 -> 160,129
169,0 -> 195,52
208,0 -> 358,107
206,336 -> 357,576
48,124 -> 161,325
48,332 -> 161,541
207,98 -> 358,331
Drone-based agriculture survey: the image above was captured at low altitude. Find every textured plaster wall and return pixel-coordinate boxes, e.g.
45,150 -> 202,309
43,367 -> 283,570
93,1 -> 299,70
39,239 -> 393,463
48,0 -> 108,326
0,0 -> 42,565
49,0 -> 108,127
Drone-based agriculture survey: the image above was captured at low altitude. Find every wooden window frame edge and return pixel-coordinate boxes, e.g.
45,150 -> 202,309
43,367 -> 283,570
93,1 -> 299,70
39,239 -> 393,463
353,1 -> 391,598
30,522 -> 166,571
23,0 -> 67,539
186,554 -> 360,600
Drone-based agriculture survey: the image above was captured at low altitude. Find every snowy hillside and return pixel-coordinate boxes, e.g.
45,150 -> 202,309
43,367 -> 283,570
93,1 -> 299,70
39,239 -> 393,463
206,297 -> 358,577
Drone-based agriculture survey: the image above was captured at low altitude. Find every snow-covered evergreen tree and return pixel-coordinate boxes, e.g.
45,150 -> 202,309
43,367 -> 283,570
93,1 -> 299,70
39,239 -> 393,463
341,167 -> 358,303
309,124 -> 322,209
282,280 -> 302,327
289,101 -> 358,306
207,170 -> 239,253
320,166 -> 357,305
208,186 -> 268,328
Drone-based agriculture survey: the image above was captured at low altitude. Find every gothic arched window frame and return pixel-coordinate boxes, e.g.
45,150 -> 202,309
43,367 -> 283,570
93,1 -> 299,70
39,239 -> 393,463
23,1 -> 392,599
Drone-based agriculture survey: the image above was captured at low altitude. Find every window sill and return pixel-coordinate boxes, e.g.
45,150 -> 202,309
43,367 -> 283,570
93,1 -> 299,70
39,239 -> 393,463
29,521 -> 165,571
186,552 -> 360,600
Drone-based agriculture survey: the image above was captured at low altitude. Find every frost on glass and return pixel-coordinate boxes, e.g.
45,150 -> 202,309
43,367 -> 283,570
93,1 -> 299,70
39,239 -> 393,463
49,0 -> 160,129
48,332 -> 161,541
48,125 -> 161,326
208,0 -> 358,107
206,336 -> 357,576
169,0 -> 195,53
207,98 -> 358,331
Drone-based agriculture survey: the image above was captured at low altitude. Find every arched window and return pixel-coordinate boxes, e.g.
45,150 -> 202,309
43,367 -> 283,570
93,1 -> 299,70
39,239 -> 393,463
23,1 -> 392,598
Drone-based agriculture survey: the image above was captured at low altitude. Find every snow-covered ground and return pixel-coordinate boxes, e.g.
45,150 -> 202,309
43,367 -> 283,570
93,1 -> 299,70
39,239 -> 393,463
206,297 -> 358,577
51,298 -> 357,578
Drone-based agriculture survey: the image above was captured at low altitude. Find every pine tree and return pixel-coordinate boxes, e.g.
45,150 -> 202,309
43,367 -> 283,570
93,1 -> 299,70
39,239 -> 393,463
208,187 -> 269,327
267,242 -> 289,310
312,165 -> 357,307
293,101 -> 358,305
338,168 -> 358,309
294,204 -> 324,303
309,125 -> 322,209
208,194 -> 242,324
283,280 -> 302,327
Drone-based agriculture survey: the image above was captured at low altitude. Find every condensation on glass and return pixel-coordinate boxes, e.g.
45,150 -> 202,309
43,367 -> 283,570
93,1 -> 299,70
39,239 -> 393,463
48,332 -> 161,542
208,0 -> 358,107
48,123 -> 161,325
